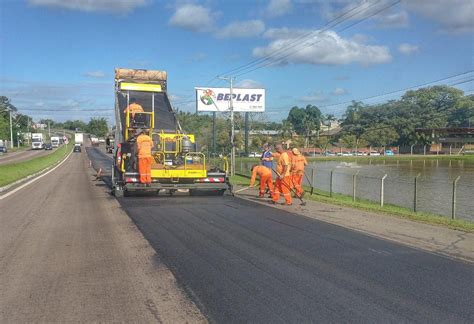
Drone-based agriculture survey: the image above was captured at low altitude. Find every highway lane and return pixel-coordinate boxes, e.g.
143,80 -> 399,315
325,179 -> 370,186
87,145 -> 474,322
0,148 -> 55,166
0,147 -> 204,322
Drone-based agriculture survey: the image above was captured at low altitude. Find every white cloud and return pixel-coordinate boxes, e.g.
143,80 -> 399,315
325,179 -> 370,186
83,70 -> 105,78
265,0 -> 292,18
28,0 -> 149,14
299,92 -> 328,103
375,10 -> 409,28
215,20 -> 265,38
237,79 -> 264,89
405,0 -> 474,33
254,28 -> 391,66
190,52 -> 207,62
332,87 -> 348,95
398,43 -> 419,55
169,4 -> 213,32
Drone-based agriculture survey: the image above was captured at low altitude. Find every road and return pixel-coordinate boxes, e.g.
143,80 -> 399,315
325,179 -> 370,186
0,148 -> 54,166
87,147 -> 473,322
0,147 -> 204,322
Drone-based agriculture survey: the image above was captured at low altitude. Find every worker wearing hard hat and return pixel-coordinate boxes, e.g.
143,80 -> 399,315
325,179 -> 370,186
291,148 -> 308,198
249,164 -> 274,198
124,97 -> 144,124
136,128 -> 154,185
272,144 -> 292,205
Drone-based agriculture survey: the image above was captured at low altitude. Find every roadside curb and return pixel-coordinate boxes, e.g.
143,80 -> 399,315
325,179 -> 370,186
0,149 -> 73,199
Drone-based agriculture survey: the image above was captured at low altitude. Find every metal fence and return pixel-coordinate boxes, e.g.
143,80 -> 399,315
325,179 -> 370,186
235,159 -> 474,222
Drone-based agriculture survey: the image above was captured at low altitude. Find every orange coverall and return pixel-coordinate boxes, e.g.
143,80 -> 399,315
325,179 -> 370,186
137,133 -> 154,184
250,165 -> 274,197
272,151 -> 292,205
124,103 -> 144,119
291,152 -> 308,197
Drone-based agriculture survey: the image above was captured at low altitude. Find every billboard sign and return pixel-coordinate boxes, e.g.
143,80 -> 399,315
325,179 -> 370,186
195,87 -> 265,112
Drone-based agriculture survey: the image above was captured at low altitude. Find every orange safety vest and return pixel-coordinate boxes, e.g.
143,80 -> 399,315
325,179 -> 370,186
250,165 -> 272,186
291,154 -> 307,175
137,134 -> 153,158
276,151 -> 291,177
124,103 -> 144,118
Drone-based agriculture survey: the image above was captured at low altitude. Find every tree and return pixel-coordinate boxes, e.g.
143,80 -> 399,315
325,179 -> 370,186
86,118 -> 108,137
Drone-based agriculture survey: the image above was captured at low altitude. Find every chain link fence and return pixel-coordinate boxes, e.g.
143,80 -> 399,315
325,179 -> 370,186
235,159 -> 474,222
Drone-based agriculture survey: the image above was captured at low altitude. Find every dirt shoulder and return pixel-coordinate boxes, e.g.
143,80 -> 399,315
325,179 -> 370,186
236,187 -> 474,263
0,149 -> 206,323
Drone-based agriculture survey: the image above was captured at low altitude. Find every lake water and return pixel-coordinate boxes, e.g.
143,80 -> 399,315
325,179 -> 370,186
305,159 -> 474,221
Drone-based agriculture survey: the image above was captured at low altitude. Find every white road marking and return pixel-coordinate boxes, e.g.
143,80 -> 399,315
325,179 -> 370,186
0,150 -> 73,200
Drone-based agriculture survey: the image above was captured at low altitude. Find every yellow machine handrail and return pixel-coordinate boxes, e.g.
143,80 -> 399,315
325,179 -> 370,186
125,111 -> 154,141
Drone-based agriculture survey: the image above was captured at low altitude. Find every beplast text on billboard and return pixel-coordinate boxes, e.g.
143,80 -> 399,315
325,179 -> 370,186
195,87 -> 265,112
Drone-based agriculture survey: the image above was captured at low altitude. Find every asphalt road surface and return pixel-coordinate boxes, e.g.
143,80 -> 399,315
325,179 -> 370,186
0,148 -> 54,166
0,148 -> 204,322
87,146 -> 474,322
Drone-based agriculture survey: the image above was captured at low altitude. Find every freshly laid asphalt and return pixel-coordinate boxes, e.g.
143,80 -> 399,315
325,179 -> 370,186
118,195 -> 473,323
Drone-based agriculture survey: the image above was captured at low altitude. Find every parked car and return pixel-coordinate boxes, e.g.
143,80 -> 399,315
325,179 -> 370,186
369,151 -> 381,156
44,143 -> 53,150
384,150 -> 394,156
248,152 -> 260,158
73,144 -> 81,153
0,145 -> 7,153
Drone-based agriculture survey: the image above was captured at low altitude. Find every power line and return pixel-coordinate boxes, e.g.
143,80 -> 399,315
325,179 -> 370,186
221,0 -> 384,77
318,70 -> 474,112
235,0 -> 401,78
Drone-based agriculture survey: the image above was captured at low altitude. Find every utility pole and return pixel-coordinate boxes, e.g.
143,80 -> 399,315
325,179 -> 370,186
212,112 -> 216,155
218,75 -> 236,176
244,112 -> 249,155
48,120 -> 51,138
9,109 -> 13,149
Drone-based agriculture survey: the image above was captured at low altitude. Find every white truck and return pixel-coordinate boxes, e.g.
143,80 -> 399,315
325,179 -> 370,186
51,136 -> 60,148
31,133 -> 44,150
75,133 -> 84,146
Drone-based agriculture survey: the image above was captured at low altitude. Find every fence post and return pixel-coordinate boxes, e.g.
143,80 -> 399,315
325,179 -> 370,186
452,176 -> 461,219
414,173 -> 421,212
352,171 -> 359,202
380,174 -> 388,207
330,170 -> 334,197
310,168 -> 315,196
411,144 -> 414,155
449,144 -> 452,155
240,158 -> 243,174
423,145 -> 426,155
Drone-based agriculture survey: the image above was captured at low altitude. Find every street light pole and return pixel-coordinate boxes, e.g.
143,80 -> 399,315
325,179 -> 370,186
218,75 -> 236,176
9,109 -> 13,149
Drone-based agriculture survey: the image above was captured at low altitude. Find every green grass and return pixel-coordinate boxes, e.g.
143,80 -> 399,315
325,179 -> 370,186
0,144 -> 72,187
230,174 -> 474,232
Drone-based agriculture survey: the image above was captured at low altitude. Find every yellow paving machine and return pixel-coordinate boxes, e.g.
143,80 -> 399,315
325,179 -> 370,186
112,68 -> 230,197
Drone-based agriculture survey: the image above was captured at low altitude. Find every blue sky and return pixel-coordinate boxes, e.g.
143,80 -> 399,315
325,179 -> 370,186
1,0 -> 473,123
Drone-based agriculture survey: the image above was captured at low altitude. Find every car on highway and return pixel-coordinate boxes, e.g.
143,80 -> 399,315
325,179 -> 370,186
44,143 -> 53,150
73,144 -> 81,153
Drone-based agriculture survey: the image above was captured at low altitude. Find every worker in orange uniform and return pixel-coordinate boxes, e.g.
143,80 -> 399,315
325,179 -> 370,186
291,148 -> 308,198
272,144 -> 292,205
249,164 -> 274,198
136,129 -> 154,186
124,98 -> 144,124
